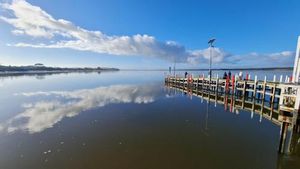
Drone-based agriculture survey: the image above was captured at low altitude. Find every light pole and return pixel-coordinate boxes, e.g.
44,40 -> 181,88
204,38 -> 215,133
208,38 -> 216,81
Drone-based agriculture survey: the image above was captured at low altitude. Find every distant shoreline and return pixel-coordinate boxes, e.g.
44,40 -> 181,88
0,65 -> 119,76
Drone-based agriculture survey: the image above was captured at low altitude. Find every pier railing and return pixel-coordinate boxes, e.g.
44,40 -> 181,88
165,75 -> 300,153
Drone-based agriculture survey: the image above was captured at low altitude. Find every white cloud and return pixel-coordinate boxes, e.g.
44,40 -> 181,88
0,84 -> 161,134
0,0 -> 295,67
226,51 -> 295,67
187,48 -> 231,65
0,0 -> 194,62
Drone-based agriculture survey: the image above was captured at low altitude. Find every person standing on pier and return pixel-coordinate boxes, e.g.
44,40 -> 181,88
223,72 -> 227,79
239,71 -> 243,80
185,72 -> 188,78
228,71 -> 231,79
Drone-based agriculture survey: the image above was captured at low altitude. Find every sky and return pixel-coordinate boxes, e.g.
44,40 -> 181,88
0,0 -> 299,69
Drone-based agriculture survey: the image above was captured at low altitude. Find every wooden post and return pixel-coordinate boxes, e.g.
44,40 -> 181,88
242,81 -> 246,109
278,122 -> 289,153
270,84 -> 276,119
226,76 -> 229,94
202,76 -> 204,97
261,81 -> 267,114
196,78 -> 199,95
252,76 -> 258,112
232,75 -> 235,95
216,77 -> 219,102
297,119 -> 300,133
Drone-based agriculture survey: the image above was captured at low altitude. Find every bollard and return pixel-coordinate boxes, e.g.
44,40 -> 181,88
232,75 -> 235,95
226,75 -> 230,93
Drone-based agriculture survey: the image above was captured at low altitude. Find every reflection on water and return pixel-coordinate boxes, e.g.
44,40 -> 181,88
167,83 -> 300,169
0,71 -> 299,169
0,84 -> 161,134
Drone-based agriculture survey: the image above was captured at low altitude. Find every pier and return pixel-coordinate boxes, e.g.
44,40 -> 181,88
165,75 -> 300,153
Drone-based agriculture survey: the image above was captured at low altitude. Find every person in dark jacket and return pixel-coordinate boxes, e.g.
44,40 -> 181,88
223,72 -> 227,79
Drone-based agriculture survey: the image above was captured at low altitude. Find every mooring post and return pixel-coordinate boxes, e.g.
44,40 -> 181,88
242,81 -> 246,109
270,84 -> 276,119
252,75 -> 258,112
231,75 -> 236,113
261,78 -> 267,114
280,75 -> 283,83
297,118 -> 300,133
294,87 -> 300,133
278,122 -> 289,153
232,75 -> 235,96
196,77 -> 199,95
230,94 -> 234,113
226,76 -> 229,94
202,76 -> 204,97
216,77 -> 219,102
224,93 -> 228,111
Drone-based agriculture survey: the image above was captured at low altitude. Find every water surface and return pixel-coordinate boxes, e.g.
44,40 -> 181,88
0,70 -> 299,169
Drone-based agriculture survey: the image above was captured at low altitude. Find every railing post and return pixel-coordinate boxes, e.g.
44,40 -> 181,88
252,75 -> 258,112
242,81 -> 246,109
278,122 -> 289,153
270,84 -> 276,119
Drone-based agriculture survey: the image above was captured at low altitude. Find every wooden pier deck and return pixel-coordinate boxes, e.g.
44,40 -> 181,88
165,75 -> 300,153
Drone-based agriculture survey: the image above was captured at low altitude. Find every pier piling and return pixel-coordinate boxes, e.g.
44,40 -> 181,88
165,75 -> 300,153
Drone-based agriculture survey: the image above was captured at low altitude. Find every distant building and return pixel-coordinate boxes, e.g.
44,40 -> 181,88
34,63 -> 45,67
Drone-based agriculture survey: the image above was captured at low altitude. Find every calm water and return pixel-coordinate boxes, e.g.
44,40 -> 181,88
0,70 -> 299,169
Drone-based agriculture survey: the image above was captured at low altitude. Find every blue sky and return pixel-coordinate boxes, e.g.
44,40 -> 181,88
0,0 -> 299,69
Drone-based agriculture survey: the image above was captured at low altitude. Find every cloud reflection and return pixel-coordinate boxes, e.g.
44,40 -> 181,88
0,84 -> 161,134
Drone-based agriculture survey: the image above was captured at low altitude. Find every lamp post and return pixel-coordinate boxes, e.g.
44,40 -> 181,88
204,38 -> 215,133
208,38 -> 216,81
